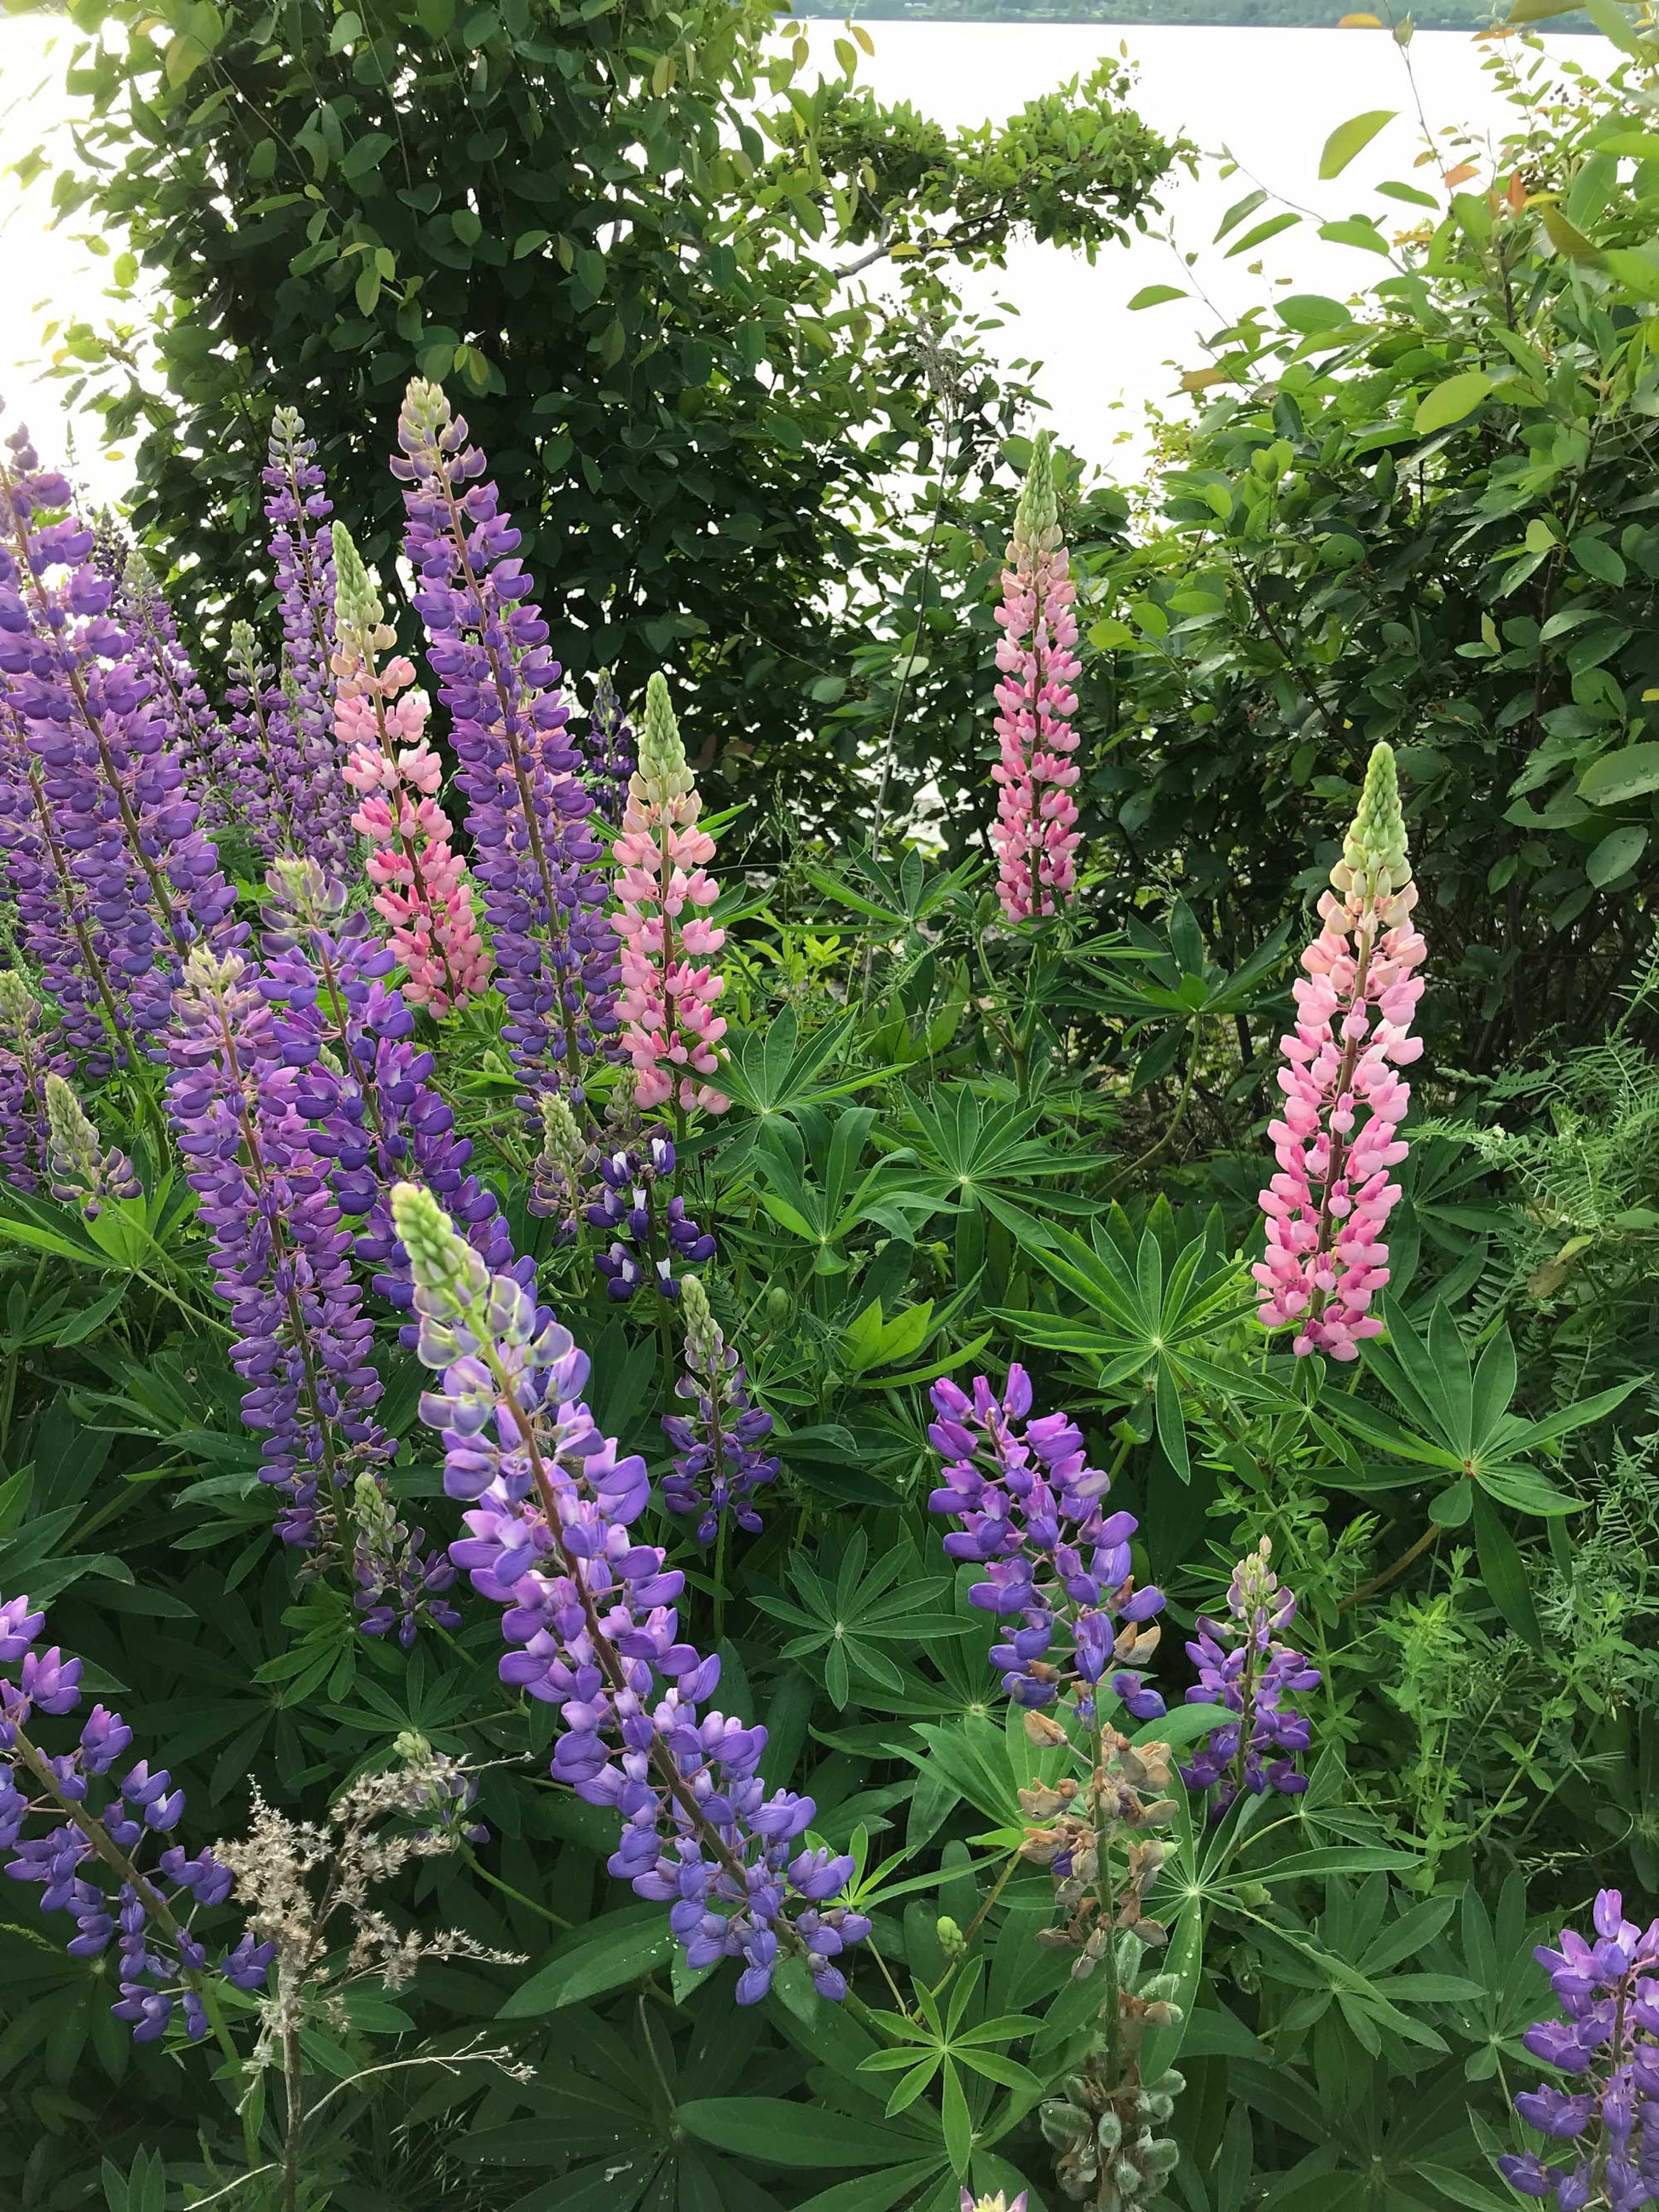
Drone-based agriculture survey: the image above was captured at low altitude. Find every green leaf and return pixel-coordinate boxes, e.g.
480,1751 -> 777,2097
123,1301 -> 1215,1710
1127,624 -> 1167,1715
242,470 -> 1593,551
1587,825 -> 1648,886
1414,371 -> 1494,436
1318,109 -> 1396,178
496,1906 -> 673,2016
1471,1490 -> 1542,1649
1579,744 -> 1659,806
1128,285 -> 1187,309
678,2099 -> 928,2169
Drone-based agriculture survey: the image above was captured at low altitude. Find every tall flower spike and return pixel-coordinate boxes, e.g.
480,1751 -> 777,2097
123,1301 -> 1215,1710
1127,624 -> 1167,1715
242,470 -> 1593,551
927,1366 -> 1165,1724
662,1277 -> 779,1545
261,405 -> 356,871
1500,1890 -> 1659,2211
1180,1539 -> 1321,1818
223,620 -> 299,858
44,1073 -> 141,1219
584,667 -> 636,829
990,431 -> 1082,923
394,1182 -> 870,2002
0,1590 -> 274,2043
612,673 -> 730,1115
0,968 -> 66,1194
587,1131 -> 715,1302
332,521 -> 489,1015
1253,742 -> 1425,1360
119,552 -> 227,829
394,378 -> 616,1098
0,422 -> 240,1059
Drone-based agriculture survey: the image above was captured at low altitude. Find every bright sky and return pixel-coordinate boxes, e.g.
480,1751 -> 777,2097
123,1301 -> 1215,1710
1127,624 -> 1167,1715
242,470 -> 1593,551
0,14 -> 1606,502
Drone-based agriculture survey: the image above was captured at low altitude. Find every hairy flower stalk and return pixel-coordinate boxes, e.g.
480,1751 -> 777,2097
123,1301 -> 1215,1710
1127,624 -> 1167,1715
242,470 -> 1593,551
119,551 -> 227,829
332,522 -> 489,1014
1501,1891 -> 1659,2211
990,431 -> 1082,923
0,1591 -> 273,2042
0,422 -> 240,1057
262,406 -> 356,871
662,1277 -> 778,1545
164,946 -> 395,1552
613,673 -> 730,1115
44,1071 -> 140,1219
1254,742 -> 1425,1360
394,1182 -> 870,2001
0,968 -> 66,1193
1180,1539 -> 1321,1817
583,666 -> 635,829
394,378 -> 615,1098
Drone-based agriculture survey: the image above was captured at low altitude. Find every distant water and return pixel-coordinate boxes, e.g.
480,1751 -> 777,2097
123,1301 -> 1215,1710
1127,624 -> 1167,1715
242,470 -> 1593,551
0,15 -> 1604,498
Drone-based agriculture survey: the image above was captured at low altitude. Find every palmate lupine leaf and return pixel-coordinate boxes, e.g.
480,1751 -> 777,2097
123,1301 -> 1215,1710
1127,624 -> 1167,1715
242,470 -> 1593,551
993,1218 -> 1269,1477
750,1531 -> 974,1707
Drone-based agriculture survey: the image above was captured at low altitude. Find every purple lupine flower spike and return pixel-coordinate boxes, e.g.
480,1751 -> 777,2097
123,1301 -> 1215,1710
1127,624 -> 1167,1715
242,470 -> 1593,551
583,666 -> 635,829
393,1181 -> 870,2002
1180,1539 -> 1321,1817
119,551 -> 227,829
44,1073 -> 142,1219
261,406 -> 356,871
662,1278 -> 778,1545
0,1589 -> 274,2040
587,1131 -> 714,1302
393,378 -> 616,1104
927,1366 -> 1165,1725
223,620 -> 298,858
1500,1890 -> 1659,2211
163,944 -> 394,1551
0,417 -> 241,1059
0,970 -> 67,1195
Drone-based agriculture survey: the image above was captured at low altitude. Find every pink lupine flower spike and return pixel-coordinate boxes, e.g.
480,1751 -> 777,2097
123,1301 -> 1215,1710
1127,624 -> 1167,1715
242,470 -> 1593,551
991,430 -> 1082,922
1254,742 -> 1425,1360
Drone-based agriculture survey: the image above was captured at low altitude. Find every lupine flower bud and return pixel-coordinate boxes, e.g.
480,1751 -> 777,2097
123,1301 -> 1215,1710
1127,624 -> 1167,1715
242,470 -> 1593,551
612,673 -> 730,1114
1254,742 -> 1425,1360
662,1276 -> 778,1545
0,967 -> 64,1195
529,1091 -> 591,1235
991,431 -> 1082,922
44,1073 -> 141,1219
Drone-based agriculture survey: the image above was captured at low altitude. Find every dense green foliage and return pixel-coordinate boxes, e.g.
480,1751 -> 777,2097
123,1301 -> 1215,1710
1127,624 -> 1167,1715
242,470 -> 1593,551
4,14 -> 1659,2212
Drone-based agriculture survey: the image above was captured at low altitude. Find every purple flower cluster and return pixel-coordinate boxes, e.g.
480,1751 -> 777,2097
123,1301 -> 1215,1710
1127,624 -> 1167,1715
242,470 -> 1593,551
583,666 -> 635,829
119,552 -> 227,831
0,421 -> 240,1065
1181,1539 -> 1320,1817
662,1277 -> 778,1545
589,1134 -> 715,1302
223,620 -> 303,859
395,1182 -> 870,2002
394,378 -> 616,1100
1502,1891 -> 1659,2211
926,1366 -> 1165,1724
0,1592 -> 272,2042
164,944 -> 395,1549
45,1071 -> 142,1219
0,968 -> 66,1194
261,407 -> 356,871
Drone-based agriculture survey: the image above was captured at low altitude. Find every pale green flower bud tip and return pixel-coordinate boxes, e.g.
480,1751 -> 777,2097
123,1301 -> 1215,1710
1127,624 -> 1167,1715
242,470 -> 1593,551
332,522 -> 382,632
401,375 -> 451,441
639,671 -> 687,782
123,549 -> 157,598
390,1181 -> 456,1278
44,1072 -> 94,1158
1338,741 -> 1412,898
1014,429 -> 1058,541
679,1274 -> 710,1325
270,402 -> 305,448
0,970 -> 35,1028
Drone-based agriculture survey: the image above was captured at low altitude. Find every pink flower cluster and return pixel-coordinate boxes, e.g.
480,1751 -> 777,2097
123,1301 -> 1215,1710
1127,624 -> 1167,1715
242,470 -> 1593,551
991,432 -> 1082,922
331,525 -> 489,1017
1255,742 -> 1425,1360
612,673 -> 729,1115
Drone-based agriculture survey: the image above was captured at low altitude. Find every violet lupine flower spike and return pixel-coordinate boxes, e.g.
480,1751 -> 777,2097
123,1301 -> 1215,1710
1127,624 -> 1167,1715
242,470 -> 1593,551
165,946 -> 395,1551
0,1591 -> 274,2043
529,1090 -> 591,1238
393,1181 -> 870,2001
584,666 -> 635,829
990,431 -> 1082,924
44,1073 -> 141,1219
0,424 -> 240,1053
394,378 -> 616,1101
119,552 -> 227,828
662,1277 -> 779,1545
1500,1891 -> 1659,2211
262,406 -> 356,871
332,522 -> 489,1015
1180,1539 -> 1321,1818
224,620 -> 299,858
613,673 -> 731,1116
1254,742 -> 1425,1360
587,1131 -> 715,1302
927,1366 -> 1165,1725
